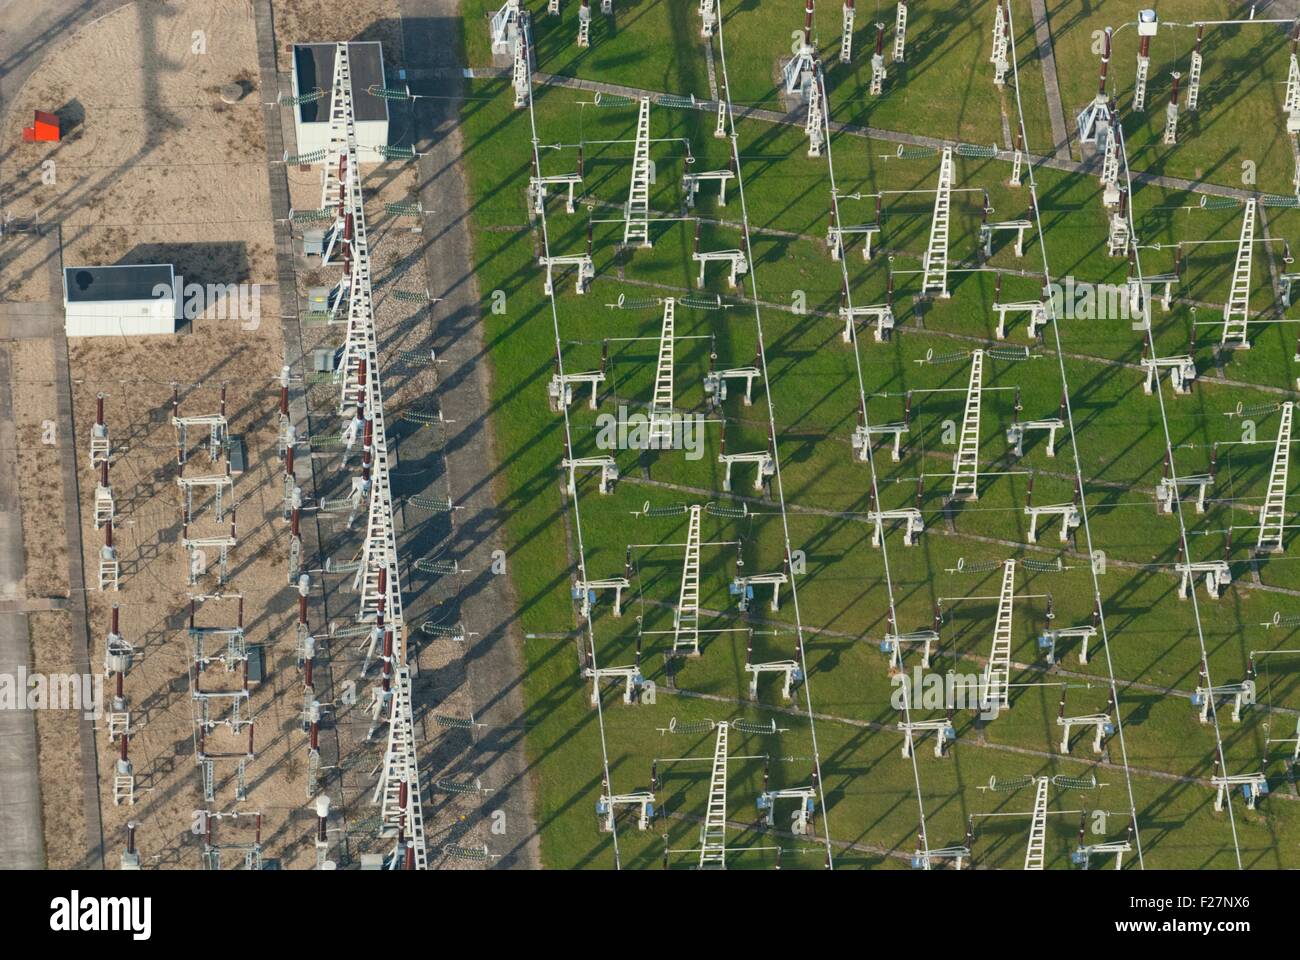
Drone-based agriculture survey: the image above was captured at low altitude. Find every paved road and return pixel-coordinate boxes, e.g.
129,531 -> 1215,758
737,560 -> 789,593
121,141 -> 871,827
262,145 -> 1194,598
399,0 -> 541,868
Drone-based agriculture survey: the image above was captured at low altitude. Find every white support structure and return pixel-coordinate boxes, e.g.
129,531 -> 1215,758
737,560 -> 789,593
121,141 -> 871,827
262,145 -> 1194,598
650,298 -> 676,444
699,721 -> 729,867
1194,680 -> 1255,724
577,0 -> 591,47
1133,13 -> 1157,112
490,0 -> 523,55
540,253 -> 594,295
1287,47 -> 1300,132
839,1 -> 855,64
951,350 -> 983,500
673,505 -> 702,656
892,1 -> 907,62
1163,72 -> 1181,145
1220,199 -> 1256,348
828,219 -> 881,263
89,395 -> 110,467
1058,713 -> 1112,754
732,570 -> 788,613
852,409 -> 907,462
745,659 -> 801,700
176,474 -> 234,525
1040,624 -> 1097,666
1100,133 -> 1120,206
757,786 -> 816,833
1257,402 -> 1293,553
623,97 -> 653,247
682,169 -> 733,208
980,219 -> 1032,260
1156,473 -> 1213,515
869,22 -> 886,94
990,0 -> 1010,87
704,365 -> 759,408
1212,771 -> 1268,812
94,470 -> 115,527
597,791 -> 655,831
1074,838 -> 1132,870
549,370 -> 605,410
899,717 -> 955,758
373,668 -> 428,868
584,664 -> 644,705
513,14 -> 532,108
868,508 -> 924,547
1187,35 -> 1203,112
562,456 -> 619,495
714,99 -> 727,139
881,629 -> 938,671
531,172 -> 583,214
1107,205 -> 1130,257
805,62 -> 825,157
784,0 -> 818,97
994,300 -> 1047,341
1141,355 -> 1196,395
694,249 -> 749,288
1006,418 -> 1062,458
1024,776 -> 1050,870
1176,560 -> 1232,601
699,0 -> 716,38
573,577 -> 630,618
982,559 -> 1016,713
921,147 -> 954,298
719,448 -> 774,492
1025,502 -> 1080,544
841,301 -> 893,342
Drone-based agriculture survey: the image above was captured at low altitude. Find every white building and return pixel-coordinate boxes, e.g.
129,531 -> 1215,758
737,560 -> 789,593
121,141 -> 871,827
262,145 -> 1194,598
291,42 -> 389,163
63,264 -> 176,338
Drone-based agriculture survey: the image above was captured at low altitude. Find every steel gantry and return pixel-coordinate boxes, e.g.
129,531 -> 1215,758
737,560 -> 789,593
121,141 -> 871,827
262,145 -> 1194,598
951,349 -> 984,500
1220,198 -> 1256,348
982,559 -> 1016,713
316,41 -> 425,866
623,97 -> 653,247
674,505 -> 703,655
921,147 -> 954,298
1257,402 -> 1293,553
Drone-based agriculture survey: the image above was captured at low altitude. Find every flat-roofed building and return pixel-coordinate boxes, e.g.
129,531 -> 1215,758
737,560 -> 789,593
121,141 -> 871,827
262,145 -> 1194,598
291,42 -> 389,163
63,264 -> 176,337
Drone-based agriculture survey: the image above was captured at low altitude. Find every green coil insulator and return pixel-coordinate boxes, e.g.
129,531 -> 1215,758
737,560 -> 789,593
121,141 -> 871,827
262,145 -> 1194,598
330,624 -> 372,639
384,201 -> 423,217
1237,401 -> 1281,418
658,94 -> 697,109
957,142 -> 997,159
1052,774 -> 1097,790
669,719 -> 715,734
443,845 -> 489,861
989,774 -> 1033,792
409,495 -> 454,512
1199,195 -> 1239,210
643,503 -> 687,517
279,89 -> 324,105
731,719 -> 777,735
435,714 -> 476,729
285,148 -> 327,164
615,296 -> 661,310
305,371 -> 336,384
398,349 -> 434,365
927,350 -> 971,365
376,144 -> 416,160
988,347 -> 1031,361
291,208 -> 332,223
421,621 -> 465,638
367,84 -> 413,101
1021,557 -> 1064,573
896,144 -> 935,159
402,409 -> 441,425
393,289 -> 431,302
435,777 -> 481,794
680,295 -> 725,310
1262,194 -> 1300,208
309,435 -> 344,449
706,502 -> 748,518
956,559 -> 1002,573
415,558 -> 458,574
595,93 -> 634,107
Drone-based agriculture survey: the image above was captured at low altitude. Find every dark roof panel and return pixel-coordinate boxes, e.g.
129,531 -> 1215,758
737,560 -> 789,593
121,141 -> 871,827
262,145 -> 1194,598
64,264 -> 175,304
293,42 -> 388,124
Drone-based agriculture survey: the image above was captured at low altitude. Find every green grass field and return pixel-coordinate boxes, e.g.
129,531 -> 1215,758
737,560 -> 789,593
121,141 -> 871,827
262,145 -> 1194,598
456,0 -> 1300,869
